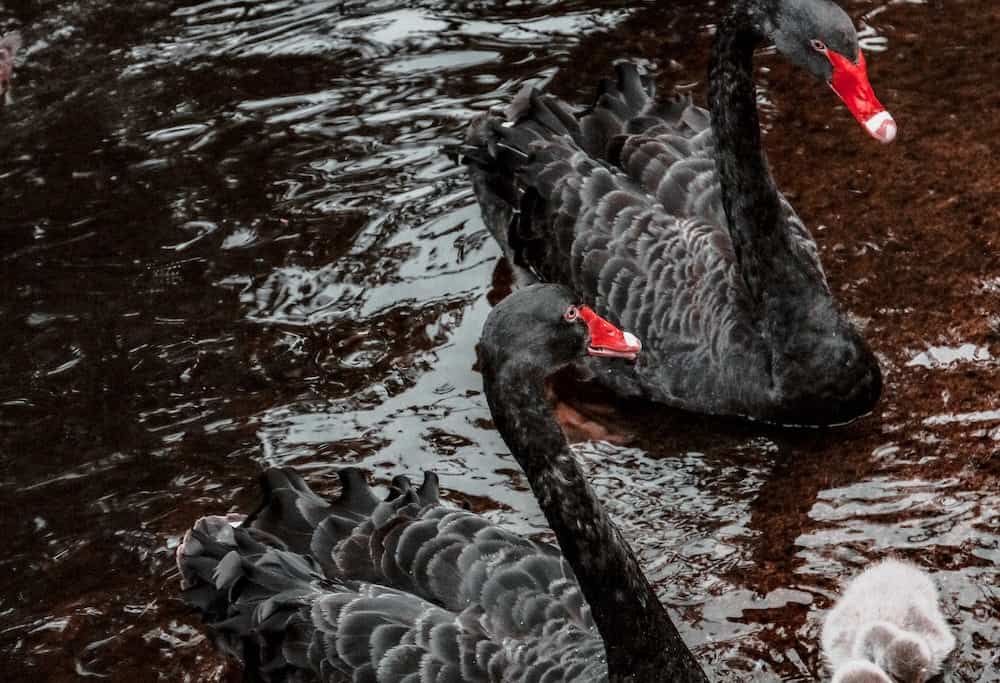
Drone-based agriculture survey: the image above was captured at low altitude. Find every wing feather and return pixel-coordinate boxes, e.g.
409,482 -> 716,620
465,62 -> 829,413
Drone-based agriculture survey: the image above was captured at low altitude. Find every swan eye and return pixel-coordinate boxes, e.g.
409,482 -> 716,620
563,305 -> 580,322
810,39 -> 828,52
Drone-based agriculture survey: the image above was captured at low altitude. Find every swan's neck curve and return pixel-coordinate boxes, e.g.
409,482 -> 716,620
483,359 -> 708,683
709,9 -> 790,300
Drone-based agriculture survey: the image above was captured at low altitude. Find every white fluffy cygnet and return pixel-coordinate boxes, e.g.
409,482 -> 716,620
822,558 -> 956,683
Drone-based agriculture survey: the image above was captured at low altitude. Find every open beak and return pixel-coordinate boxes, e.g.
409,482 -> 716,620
825,48 -> 896,143
578,306 -> 641,361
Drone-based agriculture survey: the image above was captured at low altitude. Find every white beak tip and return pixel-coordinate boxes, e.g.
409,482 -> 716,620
865,111 -> 897,143
623,331 -> 642,351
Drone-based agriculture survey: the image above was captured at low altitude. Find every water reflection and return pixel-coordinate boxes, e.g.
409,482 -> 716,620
908,344 -> 994,369
0,0 -> 996,680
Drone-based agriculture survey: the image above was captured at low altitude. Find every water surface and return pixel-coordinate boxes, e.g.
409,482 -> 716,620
1,0 -> 997,680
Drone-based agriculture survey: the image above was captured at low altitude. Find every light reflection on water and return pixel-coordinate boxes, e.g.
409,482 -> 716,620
0,0 -> 997,681
908,344 -> 994,369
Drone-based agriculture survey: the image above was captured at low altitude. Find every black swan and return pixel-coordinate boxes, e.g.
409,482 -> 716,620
464,0 -> 894,426
176,284 -> 710,682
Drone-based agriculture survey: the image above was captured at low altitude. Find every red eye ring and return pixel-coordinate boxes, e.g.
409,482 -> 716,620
563,305 -> 579,322
810,39 -> 828,52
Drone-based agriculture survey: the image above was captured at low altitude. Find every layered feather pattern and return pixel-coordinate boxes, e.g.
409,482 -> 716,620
178,468 -> 609,682
464,63 -> 871,423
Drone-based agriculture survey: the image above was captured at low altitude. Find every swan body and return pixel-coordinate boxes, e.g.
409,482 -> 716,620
821,559 -> 956,683
178,284 -> 707,682
178,474 -> 609,682
0,32 -> 21,104
464,0 -> 893,426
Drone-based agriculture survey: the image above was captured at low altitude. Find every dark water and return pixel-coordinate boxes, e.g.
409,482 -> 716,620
1,0 -> 997,680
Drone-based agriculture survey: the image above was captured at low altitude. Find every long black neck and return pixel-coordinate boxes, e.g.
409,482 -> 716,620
484,358 -> 708,683
709,6 -> 834,322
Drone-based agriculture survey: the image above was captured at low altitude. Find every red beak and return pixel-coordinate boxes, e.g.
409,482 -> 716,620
578,307 -> 641,361
825,48 -> 896,143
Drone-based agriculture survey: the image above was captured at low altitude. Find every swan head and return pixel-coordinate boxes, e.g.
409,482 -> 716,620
831,660 -> 894,683
480,284 -> 641,375
762,0 -> 896,142
859,622 -> 935,683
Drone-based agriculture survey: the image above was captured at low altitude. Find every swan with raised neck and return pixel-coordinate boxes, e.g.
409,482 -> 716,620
464,0 -> 893,425
177,284 -> 708,682
480,284 -> 706,682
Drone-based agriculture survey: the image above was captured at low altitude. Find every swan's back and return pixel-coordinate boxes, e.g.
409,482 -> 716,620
464,63 -> 735,287
464,63 -> 828,417
178,468 -> 610,682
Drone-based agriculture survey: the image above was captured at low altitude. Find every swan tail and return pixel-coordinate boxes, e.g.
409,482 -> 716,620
465,84 -> 610,285
463,85 -> 584,279
463,84 -> 581,180
176,515 -> 334,677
